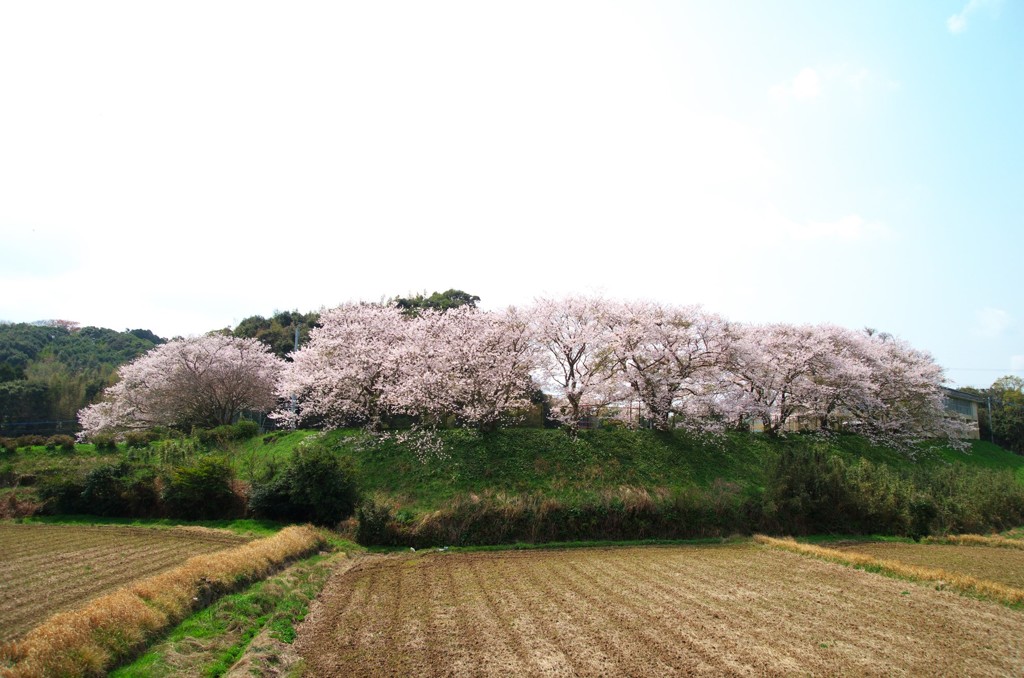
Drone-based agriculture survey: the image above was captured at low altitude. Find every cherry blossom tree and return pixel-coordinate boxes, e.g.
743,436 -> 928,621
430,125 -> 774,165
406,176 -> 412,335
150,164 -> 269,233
275,304 -> 407,429
392,307 -> 537,429
605,301 -> 729,430
529,296 -> 619,428
722,323 -> 836,435
78,334 -> 284,438
844,331 -> 960,446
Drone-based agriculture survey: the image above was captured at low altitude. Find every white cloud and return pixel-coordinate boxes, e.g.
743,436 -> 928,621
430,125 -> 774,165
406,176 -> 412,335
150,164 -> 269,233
973,308 -> 1011,338
770,67 -> 821,102
947,0 -> 1003,34
771,65 -> 898,104
790,215 -> 891,242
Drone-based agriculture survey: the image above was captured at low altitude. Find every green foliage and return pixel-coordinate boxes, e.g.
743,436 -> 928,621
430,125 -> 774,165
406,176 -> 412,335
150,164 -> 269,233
81,462 -> 132,517
964,376 -> 1024,453
37,475 -> 87,514
355,499 -> 395,545
760,444 -> 1024,538
124,430 -> 159,449
250,442 -> 360,526
393,288 -> 480,316
0,323 -> 162,432
111,549 -> 341,678
195,420 -> 261,448
355,486 -> 761,547
0,438 -> 16,455
91,433 -> 118,452
45,435 -> 76,452
232,310 -> 320,359
162,457 -> 240,520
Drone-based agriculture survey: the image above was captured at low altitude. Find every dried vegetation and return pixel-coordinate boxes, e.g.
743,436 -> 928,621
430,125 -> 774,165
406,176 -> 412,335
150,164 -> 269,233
0,525 -> 324,678
756,535 -> 1024,606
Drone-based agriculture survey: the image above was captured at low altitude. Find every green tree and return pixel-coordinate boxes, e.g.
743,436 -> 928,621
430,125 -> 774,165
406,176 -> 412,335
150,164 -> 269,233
967,377 -> 1024,453
394,289 -> 480,316
233,310 -> 320,359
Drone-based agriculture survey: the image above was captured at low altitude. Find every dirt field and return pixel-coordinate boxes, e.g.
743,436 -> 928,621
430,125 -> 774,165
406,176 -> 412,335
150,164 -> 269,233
0,523 -> 249,642
837,541 -> 1024,589
297,544 -> 1024,676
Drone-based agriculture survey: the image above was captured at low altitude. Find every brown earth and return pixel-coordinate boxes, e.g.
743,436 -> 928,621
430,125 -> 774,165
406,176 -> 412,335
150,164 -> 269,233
0,523 -> 249,642
837,541 -> 1024,589
296,544 -> 1024,677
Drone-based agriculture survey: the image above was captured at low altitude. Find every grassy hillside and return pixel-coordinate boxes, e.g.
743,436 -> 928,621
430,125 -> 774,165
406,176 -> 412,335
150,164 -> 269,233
232,428 -> 1024,512
5,429 -> 1023,542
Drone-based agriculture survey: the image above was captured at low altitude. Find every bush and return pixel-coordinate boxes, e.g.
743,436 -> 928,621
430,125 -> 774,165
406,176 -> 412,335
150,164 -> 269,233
45,435 -> 76,452
196,420 -> 261,448
81,463 -> 132,516
124,430 -> 159,449
90,433 -> 118,452
355,499 -> 396,545
162,457 -> 240,520
249,442 -> 359,526
37,475 -> 87,514
0,438 -> 16,455
15,435 -> 47,449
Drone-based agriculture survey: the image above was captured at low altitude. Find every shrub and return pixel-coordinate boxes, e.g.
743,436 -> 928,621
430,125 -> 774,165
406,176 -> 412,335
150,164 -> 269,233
250,442 -> 359,526
90,433 -> 118,452
37,475 -> 87,514
0,438 -> 16,455
162,457 -> 240,520
355,499 -> 396,545
81,462 -> 132,517
124,469 -> 161,517
44,435 -> 76,452
125,430 -> 159,449
15,435 -> 47,449
196,420 -> 261,448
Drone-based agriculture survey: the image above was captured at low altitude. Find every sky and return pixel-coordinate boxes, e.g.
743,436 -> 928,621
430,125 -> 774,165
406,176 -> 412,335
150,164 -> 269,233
1,1 -> 1021,388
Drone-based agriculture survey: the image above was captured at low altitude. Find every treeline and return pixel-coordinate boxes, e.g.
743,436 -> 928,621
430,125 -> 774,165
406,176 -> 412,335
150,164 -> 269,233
962,376 -> 1024,453
0,323 -> 162,435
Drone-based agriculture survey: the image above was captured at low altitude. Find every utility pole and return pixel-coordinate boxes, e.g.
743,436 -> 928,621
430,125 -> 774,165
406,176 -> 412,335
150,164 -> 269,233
988,395 -> 995,443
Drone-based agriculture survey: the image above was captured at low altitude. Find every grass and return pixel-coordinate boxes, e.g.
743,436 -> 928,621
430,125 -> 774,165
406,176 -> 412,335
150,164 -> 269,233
0,525 -> 325,678
111,547 -> 352,678
113,536 -> 360,677
227,428 -> 1024,512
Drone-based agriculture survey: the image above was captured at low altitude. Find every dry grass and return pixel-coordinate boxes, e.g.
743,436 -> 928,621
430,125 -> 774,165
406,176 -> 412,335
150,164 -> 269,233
754,535 -> 1024,607
837,541 -> 1024,589
0,525 -> 324,678
0,524 -> 249,642
922,533 -> 1024,550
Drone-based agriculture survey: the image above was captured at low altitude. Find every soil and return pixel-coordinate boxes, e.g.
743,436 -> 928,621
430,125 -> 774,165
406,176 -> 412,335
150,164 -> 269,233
838,541 -> 1024,589
0,523 -> 249,642
296,544 -> 1024,676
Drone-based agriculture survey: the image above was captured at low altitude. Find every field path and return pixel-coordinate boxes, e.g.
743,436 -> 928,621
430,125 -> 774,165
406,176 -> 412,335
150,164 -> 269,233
296,544 -> 1024,676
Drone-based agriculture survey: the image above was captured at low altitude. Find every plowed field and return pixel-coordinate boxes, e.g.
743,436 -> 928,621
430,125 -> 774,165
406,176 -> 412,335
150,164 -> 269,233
838,541 -> 1024,589
298,544 -> 1024,676
0,523 -> 249,642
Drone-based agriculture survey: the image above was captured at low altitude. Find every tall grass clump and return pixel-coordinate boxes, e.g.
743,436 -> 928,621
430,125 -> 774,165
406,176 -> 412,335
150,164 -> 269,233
0,525 -> 324,678
761,445 -> 1024,538
356,483 -> 761,548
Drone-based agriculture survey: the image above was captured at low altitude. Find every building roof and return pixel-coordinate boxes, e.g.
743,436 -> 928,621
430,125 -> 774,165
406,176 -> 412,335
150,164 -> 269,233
942,387 -> 985,403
